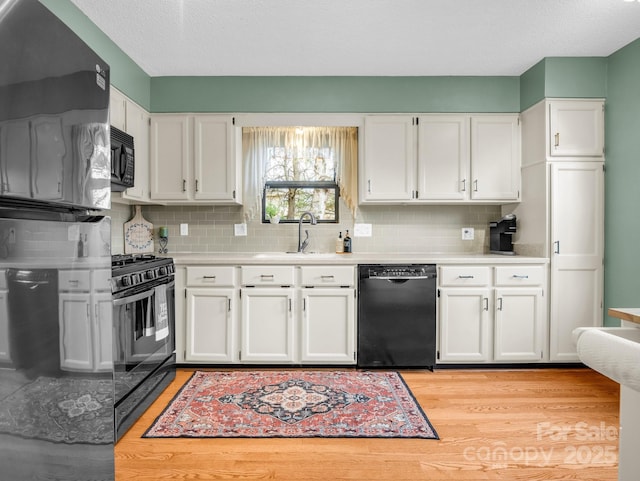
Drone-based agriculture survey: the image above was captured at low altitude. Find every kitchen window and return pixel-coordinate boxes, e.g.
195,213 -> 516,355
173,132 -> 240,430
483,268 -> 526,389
242,126 -> 357,223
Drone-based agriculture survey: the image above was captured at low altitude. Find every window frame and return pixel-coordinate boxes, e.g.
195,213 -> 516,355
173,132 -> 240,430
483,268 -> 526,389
262,181 -> 340,224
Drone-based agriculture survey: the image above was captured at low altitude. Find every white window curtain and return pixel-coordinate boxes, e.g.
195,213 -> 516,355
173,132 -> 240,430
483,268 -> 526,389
242,126 -> 358,221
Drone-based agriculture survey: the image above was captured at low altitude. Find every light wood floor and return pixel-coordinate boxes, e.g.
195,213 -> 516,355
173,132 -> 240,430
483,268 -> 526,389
115,367 -> 620,481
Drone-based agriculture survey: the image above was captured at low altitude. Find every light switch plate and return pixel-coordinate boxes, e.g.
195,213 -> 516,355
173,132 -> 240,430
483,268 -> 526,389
462,227 -> 474,240
234,223 -> 247,236
180,223 -> 188,236
353,223 -> 372,237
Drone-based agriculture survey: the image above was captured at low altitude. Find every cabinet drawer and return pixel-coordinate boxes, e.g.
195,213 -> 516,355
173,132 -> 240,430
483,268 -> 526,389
59,270 -> 91,291
300,266 -> 355,287
439,266 -> 491,286
241,266 -> 295,286
92,269 -> 112,291
187,266 -> 236,287
494,266 -> 545,286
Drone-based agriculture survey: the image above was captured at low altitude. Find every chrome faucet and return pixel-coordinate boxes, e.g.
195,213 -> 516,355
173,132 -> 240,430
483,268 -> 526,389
298,211 -> 317,252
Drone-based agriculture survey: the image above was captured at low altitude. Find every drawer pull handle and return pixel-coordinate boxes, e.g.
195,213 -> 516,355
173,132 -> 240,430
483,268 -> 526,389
512,275 -> 529,279
458,275 -> 475,279
203,275 -> 216,279
321,275 -> 335,280
497,297 -> 503,311
483,297 -> 489,311
260,274 -> 275,280
68,279 -> 80,285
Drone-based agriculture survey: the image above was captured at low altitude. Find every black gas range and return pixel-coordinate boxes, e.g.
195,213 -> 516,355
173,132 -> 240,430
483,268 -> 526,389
111,254 -> 174,295
111,253 -> 176,441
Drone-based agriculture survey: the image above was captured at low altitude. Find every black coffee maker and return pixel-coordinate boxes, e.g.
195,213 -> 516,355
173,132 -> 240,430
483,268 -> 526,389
489,214 -> 517,255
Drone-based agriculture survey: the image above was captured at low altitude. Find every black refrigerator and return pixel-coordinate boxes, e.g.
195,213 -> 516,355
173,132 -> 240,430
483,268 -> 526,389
0,0 -> 114,479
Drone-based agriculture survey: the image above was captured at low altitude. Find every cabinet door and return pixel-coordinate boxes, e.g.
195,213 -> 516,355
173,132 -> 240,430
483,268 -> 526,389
240,288 -> 294,363
0,121 -> 31,197
31,117 -> 65,201
470,115 -> 520,201
439,288 -> 491,362
417,115 -> 469,200
0,290 -> 9,362
549,100 -> 604,158
93,292 -> 113,371
494,288 -> 545,361
109,88 -> 127,131
59,293 -> 93,371
362,116 -> 415,202
185,288 -> 235,363
301,288 -> 355,364
122,100 -> 150,202
150,115 -> 190,200
549,162 -> 604,361
193,115 -> 238,202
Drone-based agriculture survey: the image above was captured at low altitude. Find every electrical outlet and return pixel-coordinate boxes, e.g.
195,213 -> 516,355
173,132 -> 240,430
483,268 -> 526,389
234,223 -> 247,236
462,227 -> 474,240
180,223 -> 188,236
353,223 -> 372,237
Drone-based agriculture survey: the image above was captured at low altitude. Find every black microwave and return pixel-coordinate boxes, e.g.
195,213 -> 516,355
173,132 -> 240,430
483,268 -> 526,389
110,126 -> 135,192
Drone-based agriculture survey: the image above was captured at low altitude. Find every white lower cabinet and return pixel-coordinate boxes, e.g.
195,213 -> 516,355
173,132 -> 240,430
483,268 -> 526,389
58,269 -> 112,372
180,264 -> 356,365
184,266 -> 237,363
0,270 -> 9,362
301,288 -> 356,364
240,287 -> 295,363
438,264 -> 547,364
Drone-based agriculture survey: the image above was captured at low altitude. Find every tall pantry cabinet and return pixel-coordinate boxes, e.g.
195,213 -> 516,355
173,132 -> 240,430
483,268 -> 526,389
508,99 -> 605,362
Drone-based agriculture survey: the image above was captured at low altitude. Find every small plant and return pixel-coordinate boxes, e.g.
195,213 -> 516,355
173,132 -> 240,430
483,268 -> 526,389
265,203 -> 281,223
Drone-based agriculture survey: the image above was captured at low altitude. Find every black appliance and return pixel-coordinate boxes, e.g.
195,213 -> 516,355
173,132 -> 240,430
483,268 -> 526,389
110,126 -> 135,192
357,264 -> 437,369
0,0 -> 114,478
490,214 -> 517,255
112,254 -> 176,441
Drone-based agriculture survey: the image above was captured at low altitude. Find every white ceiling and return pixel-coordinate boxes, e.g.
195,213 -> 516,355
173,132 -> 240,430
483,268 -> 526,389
70,0 -> 640,77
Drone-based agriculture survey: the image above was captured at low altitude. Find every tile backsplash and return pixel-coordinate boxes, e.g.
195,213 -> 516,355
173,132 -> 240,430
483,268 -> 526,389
109,201 -> 501,255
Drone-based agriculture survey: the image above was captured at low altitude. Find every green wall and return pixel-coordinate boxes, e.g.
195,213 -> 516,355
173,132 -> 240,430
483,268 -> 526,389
604,38 -> 640,325
151,76 -> 520,113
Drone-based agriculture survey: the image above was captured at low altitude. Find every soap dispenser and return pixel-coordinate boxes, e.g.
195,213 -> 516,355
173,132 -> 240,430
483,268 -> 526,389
335,232 -> 344,253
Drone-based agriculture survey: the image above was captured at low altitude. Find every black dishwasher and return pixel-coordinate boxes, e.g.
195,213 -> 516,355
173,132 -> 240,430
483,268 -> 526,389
357,264 -> 436,369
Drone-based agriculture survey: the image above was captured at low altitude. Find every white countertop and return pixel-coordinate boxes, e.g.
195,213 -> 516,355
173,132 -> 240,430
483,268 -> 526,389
167,252 -> 549,266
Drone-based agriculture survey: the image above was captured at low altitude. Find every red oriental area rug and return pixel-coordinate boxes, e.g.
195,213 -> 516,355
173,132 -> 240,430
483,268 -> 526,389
144,370 -> 438,439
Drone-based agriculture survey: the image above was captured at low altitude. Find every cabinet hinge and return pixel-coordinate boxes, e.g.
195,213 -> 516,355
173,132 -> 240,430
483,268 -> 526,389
239,351 -> 241,361
437,288 -> 440,298
232,117 -> 236,125
233,190 -> 236,199
184,289 -> 187,298
602,164 -> 606,172
415,117 -> 419,125
436,350 -> 440,360
239,289 -> 242,299
353,352 -> 356,361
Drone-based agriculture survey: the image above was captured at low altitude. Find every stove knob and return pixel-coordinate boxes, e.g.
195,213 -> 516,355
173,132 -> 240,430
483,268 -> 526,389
121,276 -> 131,287
158,266 -> 168,276
131,273 -> 140,285
145,270 -> 156,280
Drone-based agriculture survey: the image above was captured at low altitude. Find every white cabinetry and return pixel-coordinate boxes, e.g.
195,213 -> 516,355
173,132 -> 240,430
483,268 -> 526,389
438,264 -> 546,363
240,266 -> 295,363
514,98 -> 605,362
300,266 -> 356,364
150,114 -> 240,204
184,266 -> 236,363
548,100 -> 605,158
361,114 -> 520,204
58,269 -> 112,372
110,87 -> 151,202
0,270 -> 9,362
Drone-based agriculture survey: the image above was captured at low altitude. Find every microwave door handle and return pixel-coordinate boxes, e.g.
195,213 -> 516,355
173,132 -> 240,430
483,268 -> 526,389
119,146 -> 128,177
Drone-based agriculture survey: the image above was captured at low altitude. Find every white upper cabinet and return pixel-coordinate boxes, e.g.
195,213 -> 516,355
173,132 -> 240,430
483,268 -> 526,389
362,116 -> 415,201
548,100 -> 605,159
361,114 -> 520,204
417,115 -> 468,201
470,115 -> 521,201
150,114 -> 240,204
109,87 -> 151,203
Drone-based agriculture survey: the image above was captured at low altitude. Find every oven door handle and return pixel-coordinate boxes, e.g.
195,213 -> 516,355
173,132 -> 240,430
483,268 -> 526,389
113,289 -> 154,306
113,279 -> 175,306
